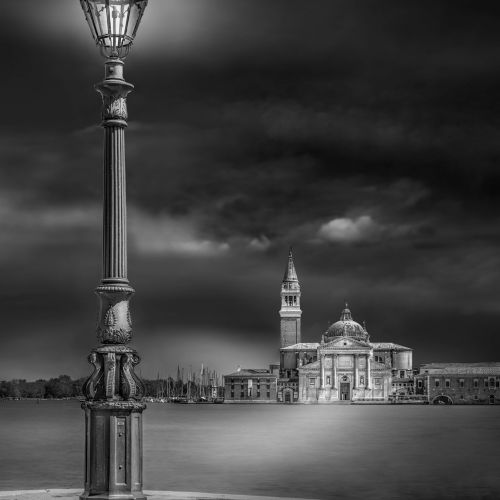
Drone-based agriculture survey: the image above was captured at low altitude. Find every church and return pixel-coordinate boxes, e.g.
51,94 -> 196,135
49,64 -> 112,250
278,250 -> 413,403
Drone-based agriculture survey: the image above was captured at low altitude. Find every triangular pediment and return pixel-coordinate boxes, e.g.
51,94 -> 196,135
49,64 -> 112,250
321,336 -> 371,351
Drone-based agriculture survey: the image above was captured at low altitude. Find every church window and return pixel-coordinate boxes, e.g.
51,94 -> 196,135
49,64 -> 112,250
459,379 -> 464,388
473,379 -> 479,388
445,379 -> 450,388
309,378 -> 315,387
435,379 -> 440,387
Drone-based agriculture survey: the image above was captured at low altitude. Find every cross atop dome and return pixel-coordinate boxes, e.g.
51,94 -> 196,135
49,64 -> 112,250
340,301 -> 353,321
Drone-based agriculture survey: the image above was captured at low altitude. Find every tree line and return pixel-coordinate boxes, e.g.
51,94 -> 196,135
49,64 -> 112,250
0,375 -> 86,399
0,374 -> 219,399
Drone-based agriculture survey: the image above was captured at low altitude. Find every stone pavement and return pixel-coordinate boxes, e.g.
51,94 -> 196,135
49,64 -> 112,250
0,490 -> 319,500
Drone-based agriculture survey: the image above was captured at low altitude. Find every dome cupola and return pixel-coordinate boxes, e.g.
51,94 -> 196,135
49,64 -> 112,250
324,302 -> 368,342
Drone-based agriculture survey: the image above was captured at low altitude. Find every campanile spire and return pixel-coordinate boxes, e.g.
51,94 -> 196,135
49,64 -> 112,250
283,247 -> 299,282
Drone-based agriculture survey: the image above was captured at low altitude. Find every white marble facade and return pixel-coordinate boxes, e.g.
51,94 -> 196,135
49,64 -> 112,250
297,336 -> 392,403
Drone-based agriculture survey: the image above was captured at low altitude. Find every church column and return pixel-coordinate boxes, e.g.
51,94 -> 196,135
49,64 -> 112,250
332,354 -> 337,388
354,354 -> 358,389
366,354 -> 371,389
320,354 -> 325,388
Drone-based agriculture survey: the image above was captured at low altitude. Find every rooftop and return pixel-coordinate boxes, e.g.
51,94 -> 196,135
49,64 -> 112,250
422,362 -> 500,368
281,342 -> 320,351
224,368 -> 277,377
370,342 -> 412,351
419,362 -> 500,375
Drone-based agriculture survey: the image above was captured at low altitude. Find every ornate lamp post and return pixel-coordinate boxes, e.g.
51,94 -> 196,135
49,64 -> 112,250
78,2 -> 148,499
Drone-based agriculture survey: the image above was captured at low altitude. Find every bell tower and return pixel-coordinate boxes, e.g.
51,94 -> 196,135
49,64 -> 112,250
280,248 -> 302,348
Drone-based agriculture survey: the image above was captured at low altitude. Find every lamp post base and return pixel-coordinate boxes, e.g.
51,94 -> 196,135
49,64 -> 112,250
80,494 -> 146,500
80,401 -> 146,500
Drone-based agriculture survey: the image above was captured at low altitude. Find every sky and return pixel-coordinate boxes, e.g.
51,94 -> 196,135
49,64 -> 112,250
1,1 -> 500,380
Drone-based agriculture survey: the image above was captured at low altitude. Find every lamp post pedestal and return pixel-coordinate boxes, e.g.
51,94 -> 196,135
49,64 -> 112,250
80,58 -> 146,500
81,401 -> 146,500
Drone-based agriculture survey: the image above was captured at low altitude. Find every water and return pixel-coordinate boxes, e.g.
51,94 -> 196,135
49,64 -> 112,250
0,400 -> 499,500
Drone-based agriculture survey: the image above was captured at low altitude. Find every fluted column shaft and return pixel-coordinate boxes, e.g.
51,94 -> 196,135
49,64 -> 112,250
332,354 -> 337,389
354,354 -> 358,389
94,58 -> 135,345
320,355 -> 325,388
366,355 -> 372,389
103,125 -> 127,281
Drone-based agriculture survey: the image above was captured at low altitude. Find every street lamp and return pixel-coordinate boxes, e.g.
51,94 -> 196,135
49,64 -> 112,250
78,2 -> 148,499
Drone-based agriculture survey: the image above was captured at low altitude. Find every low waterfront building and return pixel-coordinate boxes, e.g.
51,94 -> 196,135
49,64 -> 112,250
415,362 -> 500,404
223,367 -> 278,403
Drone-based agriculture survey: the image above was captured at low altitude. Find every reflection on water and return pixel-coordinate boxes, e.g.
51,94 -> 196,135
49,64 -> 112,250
0,400 -> 499,499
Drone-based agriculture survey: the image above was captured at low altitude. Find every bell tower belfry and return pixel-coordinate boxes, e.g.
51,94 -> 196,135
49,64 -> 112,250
280,249 -> 302,348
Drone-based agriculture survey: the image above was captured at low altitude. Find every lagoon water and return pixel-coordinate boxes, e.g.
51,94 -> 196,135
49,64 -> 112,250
0,400 -> 499,499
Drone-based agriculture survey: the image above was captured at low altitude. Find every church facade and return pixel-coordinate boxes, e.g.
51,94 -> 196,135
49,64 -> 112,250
278,250 -> 413,403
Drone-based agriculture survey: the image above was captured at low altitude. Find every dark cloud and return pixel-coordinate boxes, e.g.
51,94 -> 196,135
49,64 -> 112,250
1,0 -> 500,380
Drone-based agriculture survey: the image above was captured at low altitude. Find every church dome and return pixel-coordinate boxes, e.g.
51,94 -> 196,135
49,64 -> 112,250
324,303 -> 368,341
